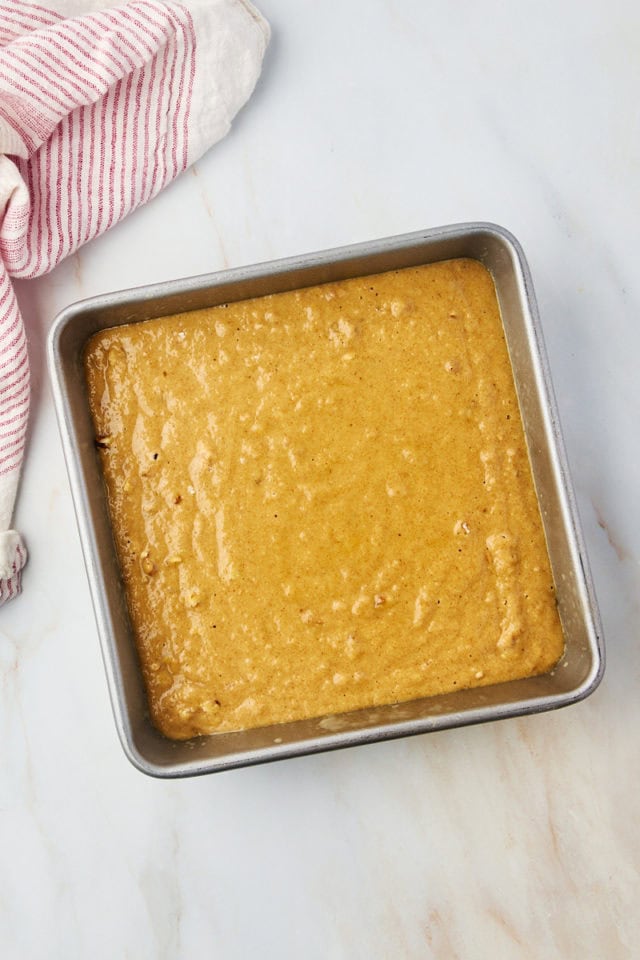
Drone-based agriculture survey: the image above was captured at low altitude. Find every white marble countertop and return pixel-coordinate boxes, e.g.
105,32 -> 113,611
2,1 -> 639,956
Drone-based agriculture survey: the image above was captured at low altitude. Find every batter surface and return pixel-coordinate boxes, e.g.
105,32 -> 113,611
85,259 -> 564,740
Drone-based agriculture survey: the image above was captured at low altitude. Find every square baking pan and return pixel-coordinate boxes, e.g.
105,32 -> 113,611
47,223 -> 604,777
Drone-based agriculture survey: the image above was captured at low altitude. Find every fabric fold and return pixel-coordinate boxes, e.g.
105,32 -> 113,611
0,0 -> 269,604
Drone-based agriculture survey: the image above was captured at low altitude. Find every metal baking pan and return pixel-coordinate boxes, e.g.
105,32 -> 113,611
47,223 -> 604,777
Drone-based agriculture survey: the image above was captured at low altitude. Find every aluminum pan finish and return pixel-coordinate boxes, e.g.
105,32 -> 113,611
47,223 -> 604,777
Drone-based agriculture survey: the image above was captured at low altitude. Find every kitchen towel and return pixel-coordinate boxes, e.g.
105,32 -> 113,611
0,0 -> 269,603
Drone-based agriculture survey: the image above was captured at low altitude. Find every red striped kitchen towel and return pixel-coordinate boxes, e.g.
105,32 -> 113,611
0,0 -> 269,604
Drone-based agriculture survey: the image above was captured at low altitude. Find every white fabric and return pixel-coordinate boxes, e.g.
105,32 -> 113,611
0,0 -> 269,603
